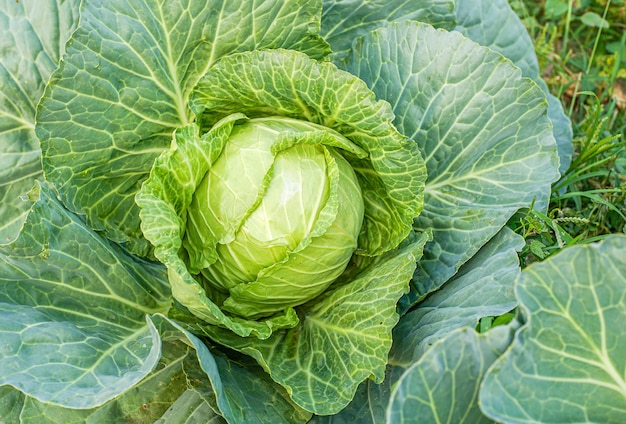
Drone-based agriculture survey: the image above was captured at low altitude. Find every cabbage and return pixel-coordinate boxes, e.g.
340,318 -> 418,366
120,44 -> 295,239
5,1 -> 618,423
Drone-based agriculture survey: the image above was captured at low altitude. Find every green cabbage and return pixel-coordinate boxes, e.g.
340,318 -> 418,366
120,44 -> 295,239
2,0 -> 601,422
184,117 -> 364,318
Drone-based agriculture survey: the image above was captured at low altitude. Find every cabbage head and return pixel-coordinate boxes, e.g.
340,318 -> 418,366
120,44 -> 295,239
136,49 -> 427,338
184,117 -> 365,319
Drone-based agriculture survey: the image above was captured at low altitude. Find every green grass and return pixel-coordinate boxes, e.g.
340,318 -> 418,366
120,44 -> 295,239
508,0 -> 626,266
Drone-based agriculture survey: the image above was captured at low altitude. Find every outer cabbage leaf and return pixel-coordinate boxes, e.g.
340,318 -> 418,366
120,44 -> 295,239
0,182 -> 170,408
309,327 -> 515,424
390,227 -> 522,366
0,331 -> 209,423
308,225 -> 523,423
387,325 -> 514,424
481,235 -> 626,423
0,313 -> 309,423
342,21 -> 559,306
0,0 -> 79,243
36,0 -> 330,256
190,49 -> 426,257
152,315 -> 311,424
454,0 -> 573,174
194,232 -> 430,415
320,0 -> 455,58
307,365 -> 404,424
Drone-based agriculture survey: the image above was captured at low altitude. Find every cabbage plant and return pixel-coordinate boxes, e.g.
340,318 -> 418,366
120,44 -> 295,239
2,0 -> 622,423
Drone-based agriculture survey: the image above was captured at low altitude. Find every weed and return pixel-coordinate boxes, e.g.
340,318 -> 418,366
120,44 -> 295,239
510,0 -> 625,266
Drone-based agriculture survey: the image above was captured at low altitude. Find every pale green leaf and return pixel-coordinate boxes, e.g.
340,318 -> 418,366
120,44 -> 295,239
343,21 -> 559,304
0,182 -> 171,409
36,0 -> 329,256
0,0 -> 79,243
197,233 -> 429,415
481,236 -> 626,423
320,0 -> 455,58
454,0 -> 573,174
190,48 -> 426,256
388,326 -> 514,424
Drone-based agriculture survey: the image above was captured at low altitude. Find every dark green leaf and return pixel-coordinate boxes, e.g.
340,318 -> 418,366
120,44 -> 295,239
0,0 -> 79,242
481,236 -> 626,423
320,0 -> 455,58
391,228 -> 522,366
343,21 -> 559,305
0,182 -> 171,408
388,326 -> 514,423
454,0 -> 574,174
